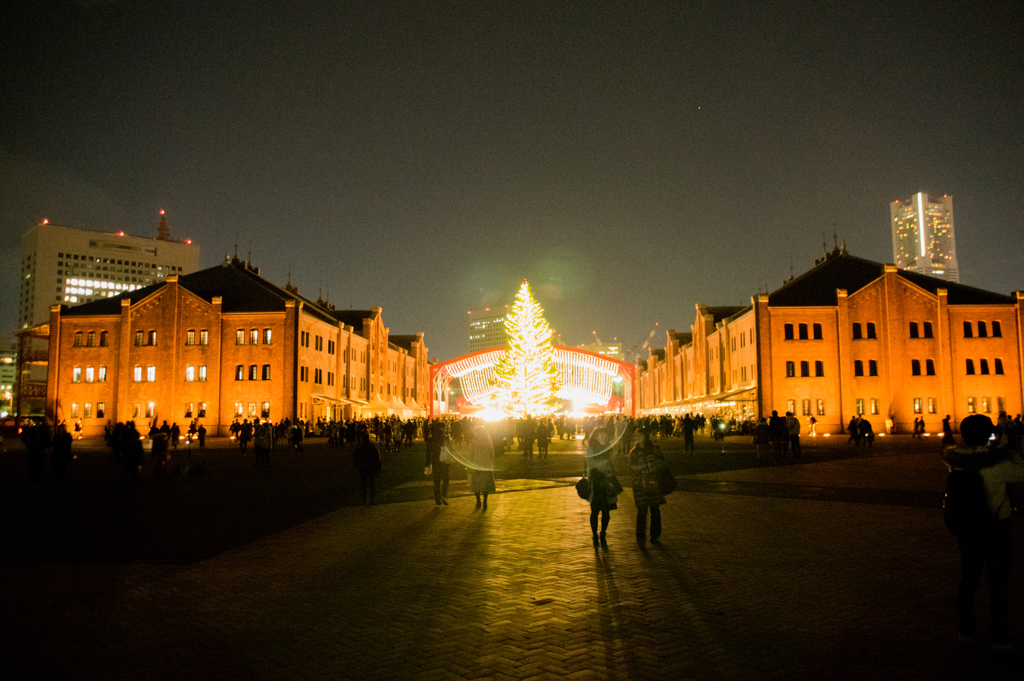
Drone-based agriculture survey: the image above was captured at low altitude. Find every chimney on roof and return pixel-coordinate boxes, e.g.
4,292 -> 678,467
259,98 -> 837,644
157,212 -> 170,241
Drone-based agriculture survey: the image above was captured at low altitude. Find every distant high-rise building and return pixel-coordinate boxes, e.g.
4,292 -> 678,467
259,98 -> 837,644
890,193 -> 959,283
18,216 -> 201,329
467,306 -> 509,352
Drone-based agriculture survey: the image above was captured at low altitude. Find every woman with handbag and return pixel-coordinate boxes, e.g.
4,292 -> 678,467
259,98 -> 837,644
468,426 -> 497,510
585,424 -> 619,547
629,427 -> 668,545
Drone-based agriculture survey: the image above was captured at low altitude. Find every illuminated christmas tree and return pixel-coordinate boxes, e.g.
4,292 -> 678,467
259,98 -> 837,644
491,280 -> 561,417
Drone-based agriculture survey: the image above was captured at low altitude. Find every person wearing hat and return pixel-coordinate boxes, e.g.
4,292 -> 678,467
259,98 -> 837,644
942,414 -> 1024,652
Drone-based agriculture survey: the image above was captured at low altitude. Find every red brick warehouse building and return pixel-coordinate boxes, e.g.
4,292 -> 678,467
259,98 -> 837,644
636,247 -> 1024,434
34,257 -> 431,435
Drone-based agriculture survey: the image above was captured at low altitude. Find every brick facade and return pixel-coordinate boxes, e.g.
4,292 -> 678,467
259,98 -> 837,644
42,259 -> 430,435
637,251 -> 1024,434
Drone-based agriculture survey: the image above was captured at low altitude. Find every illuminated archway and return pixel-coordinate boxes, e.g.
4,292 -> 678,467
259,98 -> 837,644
430,346 -> 635,418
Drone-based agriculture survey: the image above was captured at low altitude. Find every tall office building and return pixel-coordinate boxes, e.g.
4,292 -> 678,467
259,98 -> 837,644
18,216 -> 201,329
890,193 -> 959,283
467,306 -> 509,352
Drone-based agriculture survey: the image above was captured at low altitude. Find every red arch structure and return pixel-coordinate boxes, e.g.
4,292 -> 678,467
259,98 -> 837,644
429,346 -> 635,418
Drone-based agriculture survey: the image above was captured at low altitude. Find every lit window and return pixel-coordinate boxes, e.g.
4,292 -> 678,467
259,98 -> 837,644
870,398 -> 879,415
801,399 -> 811,416
967,397 -> 976,413
249,364 -> 258,381
200,329 -> 209,345
235,402 -> 243,417
236,329 -> 245,345
250,328 -> 258,345
263,328 -> 272,344
100,331 -> 108,346
97,402 -> 105,418
99,366 -> 107,382
785,361 -> 795,378
134,366 -> 142,382
146,402 -> 155,418
135,330 -> 144,346
148,330 -> 157,345
85,366 -> 94,382
236,365 -> 244,380
71,403 -> 80,419
86,331 -> 95,347
262,364 -> 271,380
927,397 -> 936,414
147,365 -> 155,382
914,398 -> 922,414
198,365 -> 207,381
185,365 -> 195,381
856,398 -> 864,415
84,403 -> 93,418
74,332 -> 83,347
186,329 -> 195,345
73,366 -> 82,382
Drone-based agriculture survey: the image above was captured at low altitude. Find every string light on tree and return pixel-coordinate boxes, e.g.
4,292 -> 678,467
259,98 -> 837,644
491,280 -> 560,417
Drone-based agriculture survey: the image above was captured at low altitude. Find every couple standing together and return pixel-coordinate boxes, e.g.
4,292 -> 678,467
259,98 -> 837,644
429,423 -> 496,509
584,424 -> 668,548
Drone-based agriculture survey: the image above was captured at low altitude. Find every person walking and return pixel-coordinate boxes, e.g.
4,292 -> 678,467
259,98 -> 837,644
467,426 -> 496,510
942,415 -> 956,446
51,423 -> 73,486
197,423 -> 207,449
585,424 -> 619,547
754,417 -> 771,464
427,420 -> 451,506
629,428 -> 667,545
943,414 -> 1024,652
352,431 -> 382,504
786,411 -> 802,459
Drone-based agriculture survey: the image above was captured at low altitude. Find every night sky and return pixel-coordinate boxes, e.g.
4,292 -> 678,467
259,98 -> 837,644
3,1 -> 1022,361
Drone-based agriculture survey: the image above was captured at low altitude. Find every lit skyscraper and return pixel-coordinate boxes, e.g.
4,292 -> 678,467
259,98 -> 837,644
467,306 -> 509,352
890,193 -> 959,282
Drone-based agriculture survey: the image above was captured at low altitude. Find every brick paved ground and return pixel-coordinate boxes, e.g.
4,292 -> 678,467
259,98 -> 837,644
2,435 -> 1022,679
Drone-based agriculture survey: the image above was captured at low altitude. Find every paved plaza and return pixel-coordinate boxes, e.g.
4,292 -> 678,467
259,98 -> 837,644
2,435 -> 1022,680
